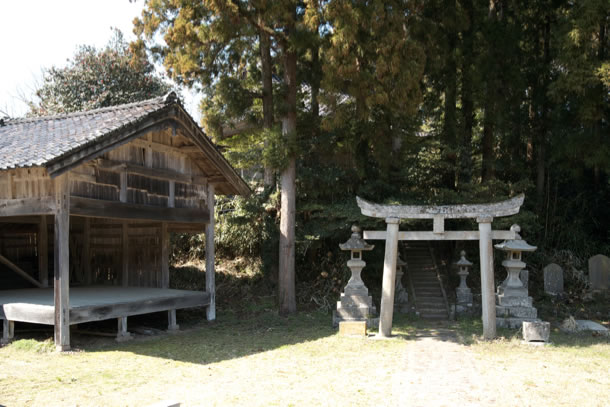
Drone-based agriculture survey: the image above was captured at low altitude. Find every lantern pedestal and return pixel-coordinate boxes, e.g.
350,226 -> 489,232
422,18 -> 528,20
494,226 -> 539,328
333,258 -> 378,327
333,226 -> 378,328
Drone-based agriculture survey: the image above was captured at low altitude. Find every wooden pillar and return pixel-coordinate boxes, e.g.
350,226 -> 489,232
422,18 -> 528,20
54,173 -> 70,351
122,222 -> 129,287
168,180 -> 175,208
378,217 -> 400,337
83,218 -> 91,285
478,217 -> 496,340
2,319 -> 14,344
168,309 -> 179,332
38,216 -> 48,287
161,222 -> 169,289
205,184 -> 216,321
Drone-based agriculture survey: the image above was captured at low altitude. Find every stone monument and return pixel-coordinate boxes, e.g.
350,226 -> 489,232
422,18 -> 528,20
394,256 -> 409,313
543,263 -> 564,295
588,254 -> 610,291
333,225 -> 378,327
495,225 -> 539,328
455,250 -> 473,315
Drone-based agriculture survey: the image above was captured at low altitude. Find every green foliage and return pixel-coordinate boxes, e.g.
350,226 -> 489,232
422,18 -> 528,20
29,30 -> 171,116
135,0 -> 608,311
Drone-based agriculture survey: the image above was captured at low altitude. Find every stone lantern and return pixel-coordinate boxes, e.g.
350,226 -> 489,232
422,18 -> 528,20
455,251 -> 473,314
333,225 -> 377,327
394,256 -> 409,312
494,224 -> 539,328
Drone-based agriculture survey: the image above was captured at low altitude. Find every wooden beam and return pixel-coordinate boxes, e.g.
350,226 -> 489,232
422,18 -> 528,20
0,197 -> 55,217
0,253 -> 45,288
161,222 -> 169,289
363,230 -> 517,241
91,158 -> 207,186
69,292 -> 210,324
70,197 -> 210,224
205,184 -> 216,321
54,173 -> 70,351
145,134 -> 153,168
38,216 -> 48,287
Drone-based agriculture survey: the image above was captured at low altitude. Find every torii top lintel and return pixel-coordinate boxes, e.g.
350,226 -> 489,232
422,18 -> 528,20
356,194 -> 524,220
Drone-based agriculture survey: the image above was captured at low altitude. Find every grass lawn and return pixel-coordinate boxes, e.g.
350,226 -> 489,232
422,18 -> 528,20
0,300 -> 608,407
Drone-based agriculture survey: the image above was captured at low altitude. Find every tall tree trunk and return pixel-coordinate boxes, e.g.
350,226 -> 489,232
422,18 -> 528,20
278,42 -> 298,316
459,0 -> 475,186
311,44 -> 320,121
481,0 -> 502,183
260,26 -> 275,188
536,15 -> 551,205
442,0 -> 458,189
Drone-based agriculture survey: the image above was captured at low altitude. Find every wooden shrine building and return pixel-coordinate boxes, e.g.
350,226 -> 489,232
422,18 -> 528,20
0,93 -> 249,350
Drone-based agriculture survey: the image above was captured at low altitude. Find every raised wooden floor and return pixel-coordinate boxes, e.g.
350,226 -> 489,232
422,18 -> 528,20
0,286 -> 210,325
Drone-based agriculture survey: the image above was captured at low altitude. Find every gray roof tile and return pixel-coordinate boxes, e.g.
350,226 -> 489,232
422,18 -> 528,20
0,94 -> 175,170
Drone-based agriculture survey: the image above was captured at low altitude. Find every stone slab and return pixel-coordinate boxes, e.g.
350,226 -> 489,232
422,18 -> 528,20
588,254 -> 610,291
522,321 -> 550,342
543,263 -> 564,295
497,317 -> 540,329
575,320 -> 609,334
497,295 -> 533,307
339,321 -> 367,336
496,305 -> 538,319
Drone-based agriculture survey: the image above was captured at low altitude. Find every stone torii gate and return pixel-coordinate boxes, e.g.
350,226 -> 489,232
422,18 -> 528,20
357,194 -> 525,340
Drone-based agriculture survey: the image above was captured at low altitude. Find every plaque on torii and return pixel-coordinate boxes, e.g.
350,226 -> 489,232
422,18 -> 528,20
357,194 -> 525,340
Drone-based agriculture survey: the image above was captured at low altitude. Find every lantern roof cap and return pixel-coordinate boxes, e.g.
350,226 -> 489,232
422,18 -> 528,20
455,250 -> 473,266
339,225 -> 374,251
494,239 -> 537,252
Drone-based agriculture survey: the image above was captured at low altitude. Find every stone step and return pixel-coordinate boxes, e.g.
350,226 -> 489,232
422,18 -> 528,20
412,284 -> 439,289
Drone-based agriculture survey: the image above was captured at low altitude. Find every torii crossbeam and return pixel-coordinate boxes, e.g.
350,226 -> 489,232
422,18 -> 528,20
357,194 -> 525,339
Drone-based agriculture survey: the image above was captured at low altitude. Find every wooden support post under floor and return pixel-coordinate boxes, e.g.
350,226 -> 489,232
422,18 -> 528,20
168,309 -> 179,332
116,316 -> 132,342
378,217 -> 400,338
54,173 -> 71,351
478,217 -> 497,340
2,319 -> 14,344
205,184 -> 216,321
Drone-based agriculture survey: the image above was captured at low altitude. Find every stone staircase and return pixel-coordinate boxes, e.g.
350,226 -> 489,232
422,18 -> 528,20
403,242 -> 449,320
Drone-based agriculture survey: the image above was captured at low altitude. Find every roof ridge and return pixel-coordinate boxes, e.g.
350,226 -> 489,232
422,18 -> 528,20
4,92 -> 179,125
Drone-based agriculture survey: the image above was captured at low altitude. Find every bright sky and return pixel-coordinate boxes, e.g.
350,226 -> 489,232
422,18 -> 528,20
0,0 -> 200,120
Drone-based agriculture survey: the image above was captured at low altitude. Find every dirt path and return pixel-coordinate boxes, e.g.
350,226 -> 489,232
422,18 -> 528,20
393,328 -> 499,406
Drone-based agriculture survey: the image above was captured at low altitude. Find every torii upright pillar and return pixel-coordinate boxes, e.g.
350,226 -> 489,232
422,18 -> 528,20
478,217 -> 496,340
379,218 -> 400,337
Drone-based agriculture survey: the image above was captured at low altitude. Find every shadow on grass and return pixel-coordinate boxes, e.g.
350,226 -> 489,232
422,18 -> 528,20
78,298 -> 337,366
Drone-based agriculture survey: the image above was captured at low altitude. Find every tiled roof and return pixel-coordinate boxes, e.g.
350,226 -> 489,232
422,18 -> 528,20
0,93 -> 177,170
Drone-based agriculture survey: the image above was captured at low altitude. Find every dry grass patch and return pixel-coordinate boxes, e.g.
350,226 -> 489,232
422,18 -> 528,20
0,308 -> 608,407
